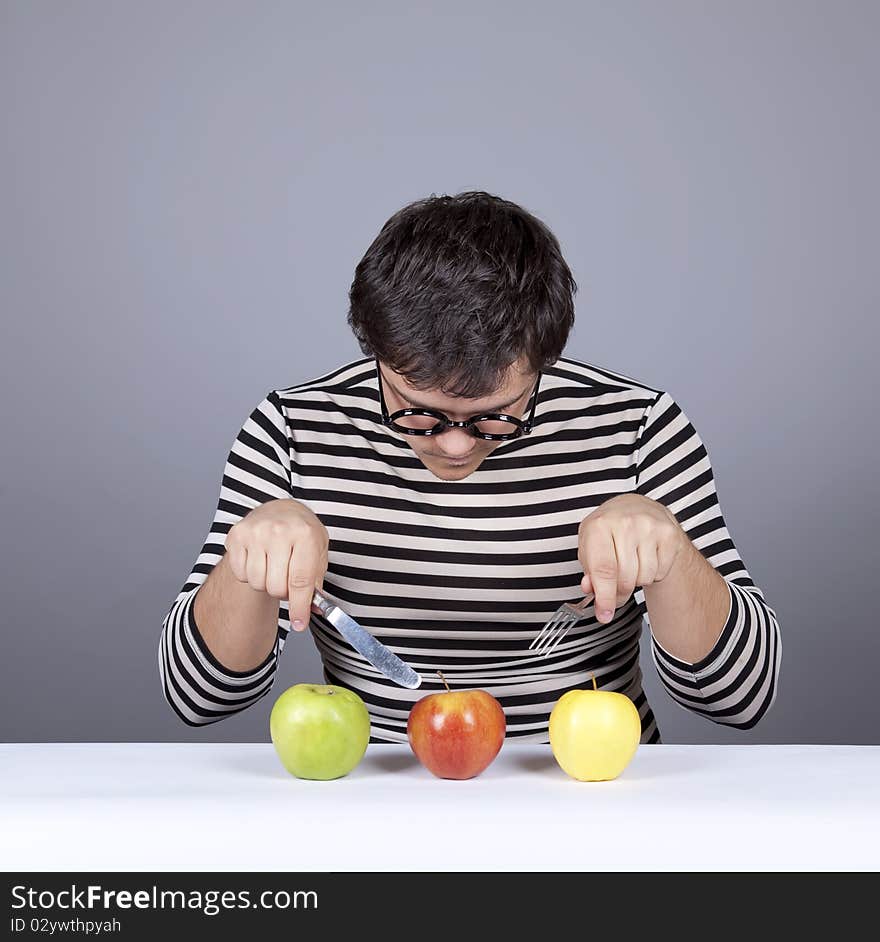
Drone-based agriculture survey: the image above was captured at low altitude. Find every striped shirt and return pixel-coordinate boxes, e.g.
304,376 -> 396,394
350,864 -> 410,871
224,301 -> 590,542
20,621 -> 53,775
158,356 -> 782,743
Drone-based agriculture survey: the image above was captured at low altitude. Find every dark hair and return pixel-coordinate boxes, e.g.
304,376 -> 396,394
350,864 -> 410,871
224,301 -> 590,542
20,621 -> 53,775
347,190 -> 577,398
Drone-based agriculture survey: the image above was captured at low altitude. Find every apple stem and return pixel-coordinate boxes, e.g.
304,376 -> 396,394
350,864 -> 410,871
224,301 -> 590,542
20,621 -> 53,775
437,671 -> 451,693
590,673 -> 597,691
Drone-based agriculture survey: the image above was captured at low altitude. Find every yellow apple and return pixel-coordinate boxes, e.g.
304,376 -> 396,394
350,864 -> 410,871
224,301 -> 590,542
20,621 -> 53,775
548,675 -> 641,781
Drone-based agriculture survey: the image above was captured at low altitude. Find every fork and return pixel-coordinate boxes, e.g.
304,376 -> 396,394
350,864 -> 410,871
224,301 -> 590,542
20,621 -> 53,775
528,592 -> 596,657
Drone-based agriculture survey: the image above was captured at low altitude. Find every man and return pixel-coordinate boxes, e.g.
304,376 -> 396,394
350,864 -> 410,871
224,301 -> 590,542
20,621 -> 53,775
158,190 -> 782,743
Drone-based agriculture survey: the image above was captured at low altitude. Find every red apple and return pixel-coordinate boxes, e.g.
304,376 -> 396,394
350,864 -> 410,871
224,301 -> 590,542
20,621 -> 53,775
407,672 -> 506,779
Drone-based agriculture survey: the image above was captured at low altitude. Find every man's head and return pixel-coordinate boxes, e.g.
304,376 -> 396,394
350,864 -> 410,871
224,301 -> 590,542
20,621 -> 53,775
376,354 -> 538,480
347,190 -> 577,479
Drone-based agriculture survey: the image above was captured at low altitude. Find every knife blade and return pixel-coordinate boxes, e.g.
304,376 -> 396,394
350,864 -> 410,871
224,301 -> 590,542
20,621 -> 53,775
310,588 -> 422,689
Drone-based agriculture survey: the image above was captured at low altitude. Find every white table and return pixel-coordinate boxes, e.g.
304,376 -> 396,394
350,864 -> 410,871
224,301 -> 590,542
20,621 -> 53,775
2,743 -> 878,872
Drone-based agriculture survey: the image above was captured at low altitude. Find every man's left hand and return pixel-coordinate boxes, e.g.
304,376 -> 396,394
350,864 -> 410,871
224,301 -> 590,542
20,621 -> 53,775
578,493 -> 689,623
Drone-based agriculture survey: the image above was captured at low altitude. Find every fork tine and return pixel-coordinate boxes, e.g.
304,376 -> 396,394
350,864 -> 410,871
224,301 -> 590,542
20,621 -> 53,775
539,613 -> 575,649
530,593 -> 597,657
529,608 -> 570,651
532,609 -> 578,655
534,628 -> 563,656
542,618 -> 576,656
528,620 -> 552,651
540,617 -> 576,655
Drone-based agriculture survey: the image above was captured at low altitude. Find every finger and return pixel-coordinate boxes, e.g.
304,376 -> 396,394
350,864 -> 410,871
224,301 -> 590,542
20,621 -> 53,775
265,542 -> 294,600
226,540 -> 248,583
611,529 -> 639,608
580,572 -> 593,596
287,540 -> 323,630
636,541 -> 660,588
576,525 -> 597,599
245,548 -> 267,592
656,533 -> 686,581
316,549 -> 328,594
583,525 -> 619,623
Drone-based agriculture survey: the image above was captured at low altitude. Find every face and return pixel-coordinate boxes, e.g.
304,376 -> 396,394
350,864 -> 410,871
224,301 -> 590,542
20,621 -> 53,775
378,356 -> 537,480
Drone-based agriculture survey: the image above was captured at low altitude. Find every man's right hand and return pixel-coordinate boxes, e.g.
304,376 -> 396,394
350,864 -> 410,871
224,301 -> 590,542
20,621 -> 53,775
225,499 -> 330,631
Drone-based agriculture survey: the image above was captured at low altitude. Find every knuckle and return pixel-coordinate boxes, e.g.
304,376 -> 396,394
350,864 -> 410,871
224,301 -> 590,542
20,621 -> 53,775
661,519 -> 680,541
254,518 -> 288,542
307,518 -> 329,541
226,524 -> 244,546
248,518 -> 268,537
636,516 -> 654,536
592,563 -> 618,579
579,513 -> 601,533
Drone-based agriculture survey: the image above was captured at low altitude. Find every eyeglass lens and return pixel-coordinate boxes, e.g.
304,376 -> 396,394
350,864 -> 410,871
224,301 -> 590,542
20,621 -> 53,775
391,414 -> 521,436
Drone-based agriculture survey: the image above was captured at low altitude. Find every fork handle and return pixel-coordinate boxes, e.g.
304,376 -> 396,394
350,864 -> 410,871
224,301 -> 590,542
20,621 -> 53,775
572,592 -> 596,613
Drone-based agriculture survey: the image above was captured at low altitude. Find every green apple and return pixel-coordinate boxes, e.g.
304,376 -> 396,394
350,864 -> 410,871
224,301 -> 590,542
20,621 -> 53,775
269,683 -> 370,780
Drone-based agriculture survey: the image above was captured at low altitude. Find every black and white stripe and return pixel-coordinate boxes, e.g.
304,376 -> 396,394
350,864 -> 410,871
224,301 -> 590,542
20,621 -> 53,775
159,356 -> 782,743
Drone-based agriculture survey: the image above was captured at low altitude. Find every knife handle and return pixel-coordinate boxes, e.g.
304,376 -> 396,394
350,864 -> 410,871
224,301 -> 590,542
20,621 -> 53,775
310,587 -> 336,619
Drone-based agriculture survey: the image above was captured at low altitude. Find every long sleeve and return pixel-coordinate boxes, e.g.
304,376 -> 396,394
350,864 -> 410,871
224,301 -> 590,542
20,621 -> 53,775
633,390 -> 782,730
158,390 -> 294,726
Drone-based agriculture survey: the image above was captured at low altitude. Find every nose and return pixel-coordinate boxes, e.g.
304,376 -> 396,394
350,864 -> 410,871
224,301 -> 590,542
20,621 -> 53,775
435,427 -> 475,459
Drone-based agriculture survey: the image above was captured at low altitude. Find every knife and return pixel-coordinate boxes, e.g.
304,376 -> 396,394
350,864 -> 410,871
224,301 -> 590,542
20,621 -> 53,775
310,587 -> 422,689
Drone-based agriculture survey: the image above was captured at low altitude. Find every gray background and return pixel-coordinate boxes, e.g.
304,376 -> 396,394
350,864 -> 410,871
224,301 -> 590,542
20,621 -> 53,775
2,1 -> 877,744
